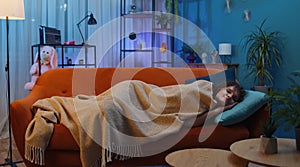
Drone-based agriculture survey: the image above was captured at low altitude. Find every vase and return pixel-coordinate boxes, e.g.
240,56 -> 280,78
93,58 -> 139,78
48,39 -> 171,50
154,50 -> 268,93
260,135 -> 278,154
295,127 -> 300,151
186,53 -> 196,63
201,52 -> 207,64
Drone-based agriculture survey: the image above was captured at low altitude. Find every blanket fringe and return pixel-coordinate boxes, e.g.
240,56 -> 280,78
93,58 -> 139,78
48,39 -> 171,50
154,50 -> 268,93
90,144 -> 142,167
111,144 -> 142,160
25,144 -> 45,166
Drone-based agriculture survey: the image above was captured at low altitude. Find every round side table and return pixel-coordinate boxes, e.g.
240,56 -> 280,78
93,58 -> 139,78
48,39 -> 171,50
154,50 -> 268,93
230,138 -> 300,167
165,148 -> 248,167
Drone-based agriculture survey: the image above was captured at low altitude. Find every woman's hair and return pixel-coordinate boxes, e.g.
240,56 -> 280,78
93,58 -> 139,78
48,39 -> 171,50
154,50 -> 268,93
213,80 -> 246,103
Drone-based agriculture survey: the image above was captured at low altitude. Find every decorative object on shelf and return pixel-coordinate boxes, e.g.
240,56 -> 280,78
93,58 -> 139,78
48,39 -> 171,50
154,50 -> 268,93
179,44 -> 196,63
260,119 -> 278,154
64,40 -> 75,45
79,59 -> 84,65
130,4 -> 137,13
39,26 -> 61,44
243,9 -> 251,22
66,57 -> 72,65
160,42 -> 167,53
218,43 -> 232,63
155,12 -> 172,29
242,19 -> 283,89
25,46 -> 58,90
200,53 -> 208,64
138,40 -> 145,50
0,0 -> 25,166
77,12 -> 97,44
129,32 -> 137,40
212,50 -> 219,64
186,53 -> 196,63
267,70 -> 300,151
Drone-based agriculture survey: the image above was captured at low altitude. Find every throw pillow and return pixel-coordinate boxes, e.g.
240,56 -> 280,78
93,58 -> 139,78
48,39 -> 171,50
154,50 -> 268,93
214,90 -> 269,126
185,67 -> 235,84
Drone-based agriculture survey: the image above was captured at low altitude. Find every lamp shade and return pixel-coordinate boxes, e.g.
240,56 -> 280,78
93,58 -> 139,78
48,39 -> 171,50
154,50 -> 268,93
219,43 -> 232,55
87,14 -> 97,25
0,0 -> 25,20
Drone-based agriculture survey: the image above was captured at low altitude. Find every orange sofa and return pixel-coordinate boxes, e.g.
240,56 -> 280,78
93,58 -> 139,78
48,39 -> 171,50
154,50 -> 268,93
11,67 -> 269,167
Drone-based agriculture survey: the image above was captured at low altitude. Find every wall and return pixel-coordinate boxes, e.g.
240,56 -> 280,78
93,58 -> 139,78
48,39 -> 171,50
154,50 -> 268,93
208,0 -> 300,137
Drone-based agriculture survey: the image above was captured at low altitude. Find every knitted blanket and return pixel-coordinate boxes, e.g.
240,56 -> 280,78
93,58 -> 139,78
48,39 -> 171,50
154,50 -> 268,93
25,80 -> 213,167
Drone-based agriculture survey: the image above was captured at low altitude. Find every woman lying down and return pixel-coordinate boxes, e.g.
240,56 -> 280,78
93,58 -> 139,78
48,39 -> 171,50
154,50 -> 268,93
25,79 -> 246,167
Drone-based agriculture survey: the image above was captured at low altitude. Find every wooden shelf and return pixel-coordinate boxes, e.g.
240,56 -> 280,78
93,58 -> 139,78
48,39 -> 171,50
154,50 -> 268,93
186,63 -> 239,70
122,13 -> 152,18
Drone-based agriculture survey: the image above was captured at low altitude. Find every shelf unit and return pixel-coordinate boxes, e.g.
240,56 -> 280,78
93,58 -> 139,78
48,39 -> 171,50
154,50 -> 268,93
120,0 -> 175,67
186,63 -> 239,78
32,44 -> 96,75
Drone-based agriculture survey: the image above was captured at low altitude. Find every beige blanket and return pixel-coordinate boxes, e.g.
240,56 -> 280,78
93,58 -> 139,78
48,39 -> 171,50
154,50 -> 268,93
25,80 -> 213,167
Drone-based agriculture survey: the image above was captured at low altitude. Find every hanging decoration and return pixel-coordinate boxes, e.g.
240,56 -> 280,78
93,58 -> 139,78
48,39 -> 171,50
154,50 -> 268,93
225,0 -> 231,13
243,9 -> 251,22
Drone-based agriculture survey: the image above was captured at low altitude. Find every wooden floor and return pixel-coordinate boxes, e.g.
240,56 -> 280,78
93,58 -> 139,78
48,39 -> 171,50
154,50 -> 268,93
0,137 -> 25,167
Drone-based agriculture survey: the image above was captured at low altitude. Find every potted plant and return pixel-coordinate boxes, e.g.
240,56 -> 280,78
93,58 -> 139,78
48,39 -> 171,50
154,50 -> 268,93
155,12 -> 172,29
268,70 -> 300,151
242,19 -> 284,92
260,119 -> 278,154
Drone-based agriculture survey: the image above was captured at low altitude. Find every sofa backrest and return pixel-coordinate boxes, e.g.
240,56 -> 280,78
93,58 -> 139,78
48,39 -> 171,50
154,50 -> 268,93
33,67 -> 222,98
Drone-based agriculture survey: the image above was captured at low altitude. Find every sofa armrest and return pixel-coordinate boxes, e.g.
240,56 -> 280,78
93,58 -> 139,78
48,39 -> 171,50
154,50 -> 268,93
10,99 -> 33,158
10,85 -> 54,158
243,103 -> 270,138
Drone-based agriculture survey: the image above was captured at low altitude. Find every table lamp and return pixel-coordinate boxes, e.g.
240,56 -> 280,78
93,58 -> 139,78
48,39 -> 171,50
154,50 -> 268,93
219,43 -> 232,63
77,12 -> 97,44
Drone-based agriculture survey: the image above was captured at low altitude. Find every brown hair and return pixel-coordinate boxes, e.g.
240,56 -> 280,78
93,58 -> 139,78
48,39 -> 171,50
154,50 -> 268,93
213,80 -> 246,102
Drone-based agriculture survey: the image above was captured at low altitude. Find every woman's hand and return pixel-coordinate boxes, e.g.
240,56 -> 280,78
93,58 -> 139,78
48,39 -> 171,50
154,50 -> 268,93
223,102 -> 237,111
185,102 -> 238,128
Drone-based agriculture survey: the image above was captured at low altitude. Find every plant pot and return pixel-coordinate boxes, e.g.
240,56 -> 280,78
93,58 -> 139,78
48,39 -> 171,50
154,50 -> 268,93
295,127 -> 300,151
260,135 -> 278,154
161,23 -> 168,29
254,85 -> 271,93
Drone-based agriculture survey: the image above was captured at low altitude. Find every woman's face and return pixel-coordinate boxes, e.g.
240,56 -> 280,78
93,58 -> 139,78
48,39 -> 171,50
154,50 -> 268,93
215,86 -> 237,106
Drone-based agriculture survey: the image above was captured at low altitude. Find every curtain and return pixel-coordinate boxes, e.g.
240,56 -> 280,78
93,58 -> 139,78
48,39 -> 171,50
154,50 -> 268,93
0,0 -> 120,139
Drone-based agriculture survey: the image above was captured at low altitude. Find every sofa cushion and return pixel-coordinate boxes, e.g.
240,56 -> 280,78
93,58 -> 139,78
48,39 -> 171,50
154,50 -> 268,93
185,67 -> 235,84
214,90 -> 269,126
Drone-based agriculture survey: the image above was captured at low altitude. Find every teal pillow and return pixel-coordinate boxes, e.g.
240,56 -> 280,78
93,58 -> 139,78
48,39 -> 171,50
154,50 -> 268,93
185,67 -> 235,84
214,90 -> 269,126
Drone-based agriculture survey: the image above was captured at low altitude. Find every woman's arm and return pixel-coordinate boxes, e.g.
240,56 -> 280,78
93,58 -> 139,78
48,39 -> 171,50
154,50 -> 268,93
191,102 -> 237,127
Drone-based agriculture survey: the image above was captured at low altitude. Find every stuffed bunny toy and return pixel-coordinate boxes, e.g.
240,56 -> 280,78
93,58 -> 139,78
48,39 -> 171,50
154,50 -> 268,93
24,46 -> 58,90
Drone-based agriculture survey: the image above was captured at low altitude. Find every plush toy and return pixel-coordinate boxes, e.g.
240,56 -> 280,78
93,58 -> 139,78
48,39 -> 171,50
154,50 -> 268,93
24,46 -> 58,90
